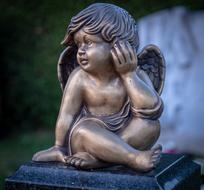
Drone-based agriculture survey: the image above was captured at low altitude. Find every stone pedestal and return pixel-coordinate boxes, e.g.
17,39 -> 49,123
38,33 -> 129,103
5,154 -> 200,190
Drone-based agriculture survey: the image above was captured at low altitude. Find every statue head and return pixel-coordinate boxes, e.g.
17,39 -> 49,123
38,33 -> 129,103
61,3 -> 139,51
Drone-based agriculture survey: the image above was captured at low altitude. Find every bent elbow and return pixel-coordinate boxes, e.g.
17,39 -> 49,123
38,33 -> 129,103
152,95 -> 161,109
131,96 -> 163,120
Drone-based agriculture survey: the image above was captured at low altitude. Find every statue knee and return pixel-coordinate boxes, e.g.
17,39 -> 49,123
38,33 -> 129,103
72,121 -> 96,141
71,121 -> 100,153
73,125 -> 88,141
70,124 -> 89,153
120,118 -> 160,150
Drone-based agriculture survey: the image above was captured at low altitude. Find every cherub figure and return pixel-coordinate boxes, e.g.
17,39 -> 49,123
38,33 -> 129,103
33,3 -> 165,172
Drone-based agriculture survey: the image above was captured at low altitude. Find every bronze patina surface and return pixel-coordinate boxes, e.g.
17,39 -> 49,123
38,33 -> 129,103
33,3 -> 165,172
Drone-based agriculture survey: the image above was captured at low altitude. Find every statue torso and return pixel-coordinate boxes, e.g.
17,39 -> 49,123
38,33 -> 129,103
82,72 -> 127,116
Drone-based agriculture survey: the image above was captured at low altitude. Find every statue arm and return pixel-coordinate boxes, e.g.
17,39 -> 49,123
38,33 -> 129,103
121,71 -> 160,110
121,71 -> 163,119
55,68 -> 83,147
111,41 -> 163,119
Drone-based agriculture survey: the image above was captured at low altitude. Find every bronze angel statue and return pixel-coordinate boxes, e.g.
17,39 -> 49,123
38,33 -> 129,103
33,3 -> 165,172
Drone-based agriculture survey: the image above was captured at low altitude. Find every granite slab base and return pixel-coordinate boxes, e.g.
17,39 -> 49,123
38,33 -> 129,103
5,154 -> 201,190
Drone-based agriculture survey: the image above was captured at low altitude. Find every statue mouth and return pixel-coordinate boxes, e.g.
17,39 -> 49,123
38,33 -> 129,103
80,59 -> 88,66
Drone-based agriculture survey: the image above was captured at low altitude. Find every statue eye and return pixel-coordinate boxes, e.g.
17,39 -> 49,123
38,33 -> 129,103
87,40 -> 93,46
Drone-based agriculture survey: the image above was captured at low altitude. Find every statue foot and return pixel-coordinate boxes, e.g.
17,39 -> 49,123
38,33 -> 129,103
65,152 -> 110,170
129,144 -> 162,172
32,146 -> 66,163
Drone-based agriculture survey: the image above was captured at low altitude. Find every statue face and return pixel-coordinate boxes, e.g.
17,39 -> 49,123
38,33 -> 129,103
74,28 -> 112,73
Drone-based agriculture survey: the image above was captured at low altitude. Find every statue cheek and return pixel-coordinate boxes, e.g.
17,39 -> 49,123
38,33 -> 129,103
89,47 -> 100,57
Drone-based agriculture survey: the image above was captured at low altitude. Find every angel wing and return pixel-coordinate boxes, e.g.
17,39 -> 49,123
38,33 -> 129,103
137,45 -> 166,95
57,45 -> 78,91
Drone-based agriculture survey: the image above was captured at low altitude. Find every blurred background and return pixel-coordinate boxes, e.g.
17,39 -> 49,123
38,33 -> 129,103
1,0 -> 204,189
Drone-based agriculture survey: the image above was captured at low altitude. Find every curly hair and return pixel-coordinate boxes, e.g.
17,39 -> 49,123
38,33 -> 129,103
61,3 -> 139,51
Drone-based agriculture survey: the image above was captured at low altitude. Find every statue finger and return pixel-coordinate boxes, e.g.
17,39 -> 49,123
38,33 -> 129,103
111,49 -> 121,66
125,41 -> 134,60
126,41 -> 137,63
118,41 -> 131,63
113,43 -> 126,64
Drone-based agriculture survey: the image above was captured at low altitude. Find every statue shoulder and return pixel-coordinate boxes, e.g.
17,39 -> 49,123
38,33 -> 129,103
64,67 -> 85,90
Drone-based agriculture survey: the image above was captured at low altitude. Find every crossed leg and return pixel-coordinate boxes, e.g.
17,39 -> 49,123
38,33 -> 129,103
67,117 -> 162,171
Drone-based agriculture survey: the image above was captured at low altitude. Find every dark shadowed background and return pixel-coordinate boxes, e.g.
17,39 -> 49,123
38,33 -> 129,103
1,0 -> 204,189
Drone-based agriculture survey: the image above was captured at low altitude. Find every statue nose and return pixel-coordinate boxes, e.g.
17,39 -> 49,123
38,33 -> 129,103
78,50 -> 85,56
78,46 -> 86,56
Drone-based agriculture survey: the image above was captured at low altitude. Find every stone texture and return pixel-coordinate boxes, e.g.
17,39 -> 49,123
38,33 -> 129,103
5,154 -> 200,190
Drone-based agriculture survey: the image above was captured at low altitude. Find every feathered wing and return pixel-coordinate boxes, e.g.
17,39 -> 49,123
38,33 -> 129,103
57,46 -> 78,91
137,45 -> 166,95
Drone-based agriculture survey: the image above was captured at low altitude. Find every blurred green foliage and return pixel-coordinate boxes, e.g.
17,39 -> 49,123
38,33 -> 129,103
1,0 -> 204,189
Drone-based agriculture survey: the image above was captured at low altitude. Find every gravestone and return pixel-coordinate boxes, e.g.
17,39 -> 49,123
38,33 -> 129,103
5,154 -> 200,190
